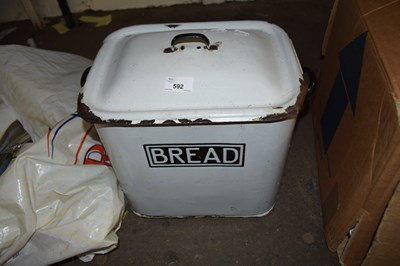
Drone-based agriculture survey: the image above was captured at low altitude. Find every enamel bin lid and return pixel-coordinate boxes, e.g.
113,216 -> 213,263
78,21 -> 304,125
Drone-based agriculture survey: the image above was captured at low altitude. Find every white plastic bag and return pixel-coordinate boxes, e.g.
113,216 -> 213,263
0,45 -> 125,265
0,115 -> 125,265
0,45 -> 92,142
0,99 -> 18,138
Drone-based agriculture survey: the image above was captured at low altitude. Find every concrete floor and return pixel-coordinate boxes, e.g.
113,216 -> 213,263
1,0 -> 339,265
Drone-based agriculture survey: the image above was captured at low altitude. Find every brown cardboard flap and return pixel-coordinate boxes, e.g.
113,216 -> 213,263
363,1 -> 400,100
363,181 -> 400,266
320,30 -> 388,251
358,0 -> 399,14
314,0 -> 400,263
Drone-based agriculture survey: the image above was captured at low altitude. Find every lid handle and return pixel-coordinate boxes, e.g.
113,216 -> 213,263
164,33 -> 218,53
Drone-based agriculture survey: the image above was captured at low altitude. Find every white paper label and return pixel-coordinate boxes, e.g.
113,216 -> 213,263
165,77 -> 194,92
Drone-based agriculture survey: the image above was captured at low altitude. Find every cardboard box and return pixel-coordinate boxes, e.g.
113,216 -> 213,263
312,0 -> 400,265
363,182 -> 400,265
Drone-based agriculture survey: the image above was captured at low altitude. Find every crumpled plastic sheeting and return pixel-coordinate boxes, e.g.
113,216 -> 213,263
0,45 -> 125,265
0,115 -> 125,265
0,45 -> 92,142
0,99 -> 18,138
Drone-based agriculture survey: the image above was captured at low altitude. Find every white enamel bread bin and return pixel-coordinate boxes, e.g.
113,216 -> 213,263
78,21 -> 306,217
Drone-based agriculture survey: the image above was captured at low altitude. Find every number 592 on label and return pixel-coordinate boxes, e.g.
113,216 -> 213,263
165,77 -> 194,92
